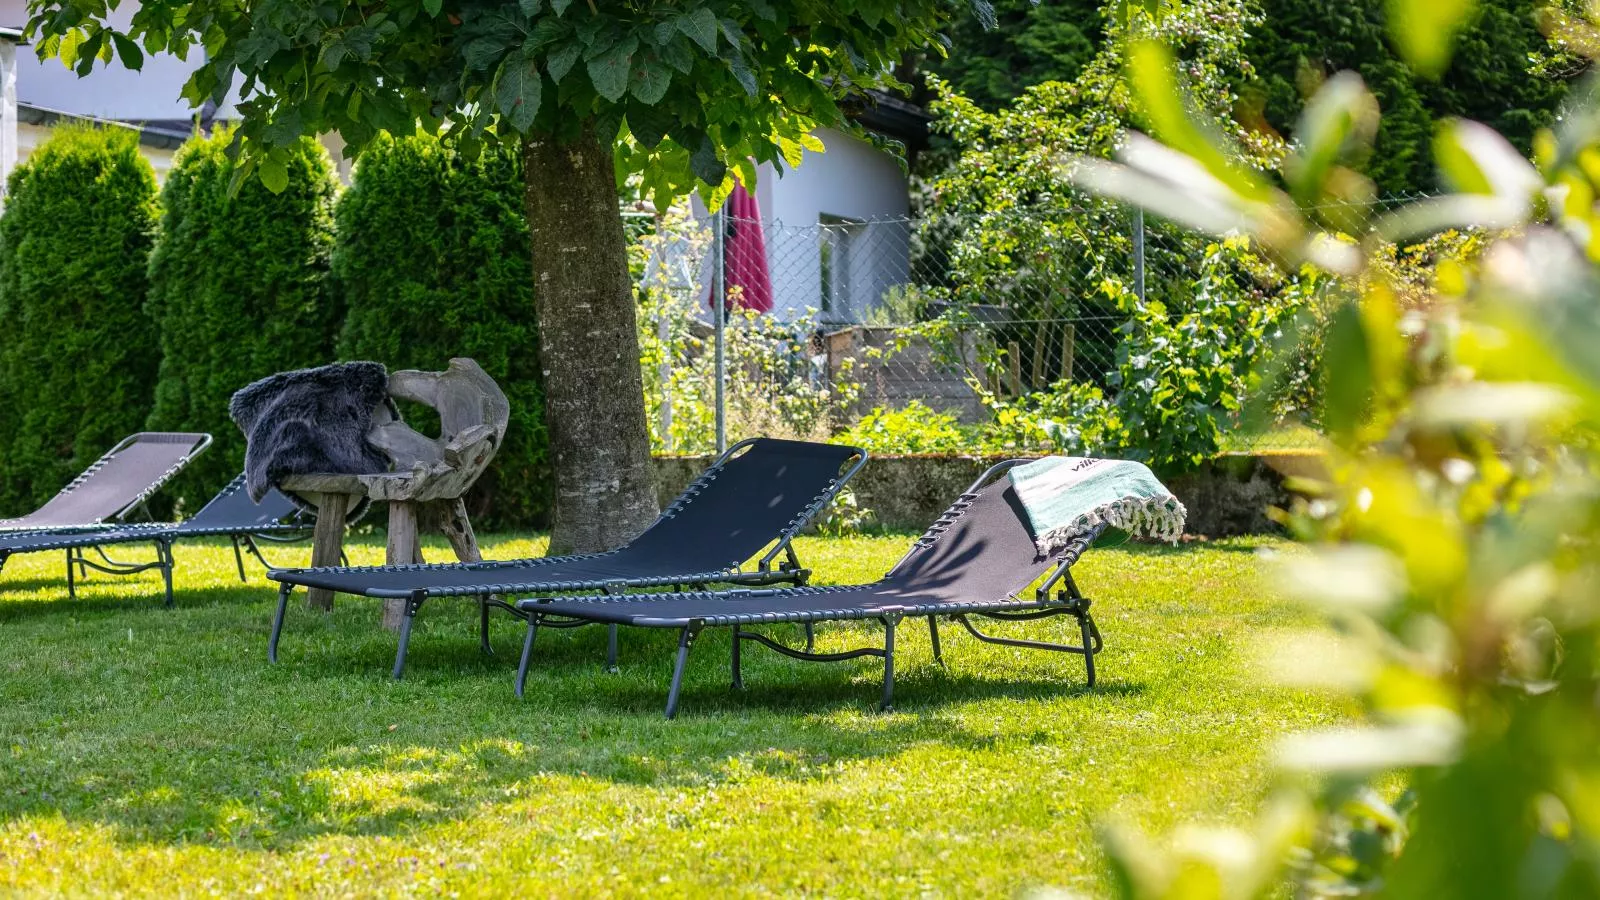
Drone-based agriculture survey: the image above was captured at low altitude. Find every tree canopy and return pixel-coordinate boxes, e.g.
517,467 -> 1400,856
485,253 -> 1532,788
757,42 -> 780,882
29,0 -> 976,203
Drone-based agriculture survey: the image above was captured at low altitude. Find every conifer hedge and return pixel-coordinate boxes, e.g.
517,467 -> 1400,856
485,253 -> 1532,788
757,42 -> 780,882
0,126 -> 161,513
334,133 -> 549,528
144,130 -> 341,513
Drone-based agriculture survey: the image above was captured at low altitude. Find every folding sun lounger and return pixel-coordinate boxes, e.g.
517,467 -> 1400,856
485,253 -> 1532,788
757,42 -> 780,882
0,432 -> 213,532
0,474 -> 312,606
514,459 -> 1108,718
266,437 -> 868,678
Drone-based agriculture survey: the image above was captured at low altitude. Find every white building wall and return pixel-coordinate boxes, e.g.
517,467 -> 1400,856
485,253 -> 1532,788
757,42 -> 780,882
0,0 -> 203,120
758,126 -> 911,325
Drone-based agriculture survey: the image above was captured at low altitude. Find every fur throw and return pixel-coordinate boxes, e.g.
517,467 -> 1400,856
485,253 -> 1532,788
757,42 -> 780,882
230,362 -> 397,517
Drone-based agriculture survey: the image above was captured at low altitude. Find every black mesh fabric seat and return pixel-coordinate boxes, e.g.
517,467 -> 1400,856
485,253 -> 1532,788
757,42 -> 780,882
0,433 -> 213,532
265,437 -> 868,678
0,475 -> 311,606
515,460 -> 1107,718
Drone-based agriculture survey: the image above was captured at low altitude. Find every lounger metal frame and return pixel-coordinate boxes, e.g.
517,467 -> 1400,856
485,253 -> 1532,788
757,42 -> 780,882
0,477 -> 315,606
515,460 -> 1106,718
267,437 -> 869,679
0,432 -> 214,532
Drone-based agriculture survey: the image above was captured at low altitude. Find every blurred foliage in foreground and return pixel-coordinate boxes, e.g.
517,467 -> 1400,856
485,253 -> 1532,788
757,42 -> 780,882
1059,0 -> 1600,896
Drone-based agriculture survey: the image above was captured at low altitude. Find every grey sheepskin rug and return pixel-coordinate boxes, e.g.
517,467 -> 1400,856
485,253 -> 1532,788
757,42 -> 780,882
230,361 -> 396,517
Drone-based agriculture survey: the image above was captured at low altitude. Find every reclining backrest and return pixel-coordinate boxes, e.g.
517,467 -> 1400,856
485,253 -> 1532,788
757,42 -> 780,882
880,469 -> 1066,602
8,433 -> 211,528
621,438 -> 865,570
181,474 -> 303,532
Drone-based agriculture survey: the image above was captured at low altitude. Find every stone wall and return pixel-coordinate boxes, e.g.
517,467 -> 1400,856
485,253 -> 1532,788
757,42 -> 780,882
652,452 -> 1295,536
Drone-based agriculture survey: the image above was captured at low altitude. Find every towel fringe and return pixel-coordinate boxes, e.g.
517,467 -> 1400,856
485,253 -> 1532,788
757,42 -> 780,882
1034,493 -> 1188,556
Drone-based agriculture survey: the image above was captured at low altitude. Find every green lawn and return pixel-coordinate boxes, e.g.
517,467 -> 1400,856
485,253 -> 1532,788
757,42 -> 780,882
0,532 -> 1347,897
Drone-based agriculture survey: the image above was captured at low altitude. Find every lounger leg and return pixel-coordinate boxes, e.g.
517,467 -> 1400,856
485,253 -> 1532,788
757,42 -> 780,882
803,622 -> 815,653
479,596 -> 493,656
230,536 -> 247,582
392,614 -> 415,680
1078,611 -> 1099,688
269,583 -> 292,663
731,625 -> 744,690
606,624 -> 619,672
65,550 -> 76,600
158,540 -> 175,608
664,623 -> 703,720
515,615 -> 541,699
928,616 -> 944,667
390,591 -> 426,680
880,616 -> 899,712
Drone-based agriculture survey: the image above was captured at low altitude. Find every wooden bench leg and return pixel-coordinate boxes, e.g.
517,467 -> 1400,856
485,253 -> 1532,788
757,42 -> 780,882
382,501 -> 420,631
307,492 -> 349,612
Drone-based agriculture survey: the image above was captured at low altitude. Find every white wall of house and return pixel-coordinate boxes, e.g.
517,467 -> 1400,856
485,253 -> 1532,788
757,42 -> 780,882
0,0 -> 208,121
704,126 -> 912,326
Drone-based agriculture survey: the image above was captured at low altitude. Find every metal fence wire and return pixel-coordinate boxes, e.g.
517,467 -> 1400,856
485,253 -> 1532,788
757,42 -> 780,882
632,201 -> 1377,457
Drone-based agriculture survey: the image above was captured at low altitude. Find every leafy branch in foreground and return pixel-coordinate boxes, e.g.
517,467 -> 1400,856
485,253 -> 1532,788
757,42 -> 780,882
1059,0 -> 1600,896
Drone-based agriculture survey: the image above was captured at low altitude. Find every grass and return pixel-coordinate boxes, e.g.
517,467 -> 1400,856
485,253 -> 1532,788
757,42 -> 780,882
0,531 -> 1348,897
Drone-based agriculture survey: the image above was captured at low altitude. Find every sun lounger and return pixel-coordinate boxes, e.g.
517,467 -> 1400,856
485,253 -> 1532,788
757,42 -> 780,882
0,474 -> 310,605
0,432 -> 212,531
514,459 -> 1106,717
266,437 -> 868,678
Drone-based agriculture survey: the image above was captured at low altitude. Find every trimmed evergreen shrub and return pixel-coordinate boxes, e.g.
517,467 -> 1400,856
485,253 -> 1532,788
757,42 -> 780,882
145,130 -> 341,513
0,126 -> 161,513
333,133 -> 549,528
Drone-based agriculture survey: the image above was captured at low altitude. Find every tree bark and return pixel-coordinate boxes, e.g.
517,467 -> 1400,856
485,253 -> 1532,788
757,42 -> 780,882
523,125 -> 659,555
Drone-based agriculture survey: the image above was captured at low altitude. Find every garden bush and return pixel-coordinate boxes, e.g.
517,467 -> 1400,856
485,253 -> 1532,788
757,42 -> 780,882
0,126 -> 160,513
333,133 -> 549,528
145,129 -> 340,513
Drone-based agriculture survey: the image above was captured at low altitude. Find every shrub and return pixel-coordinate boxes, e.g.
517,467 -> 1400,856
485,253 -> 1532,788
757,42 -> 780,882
333,133 -> 549,528
834,401 -> 971,454
0,126 -> 160,512
144,129 -> 340,513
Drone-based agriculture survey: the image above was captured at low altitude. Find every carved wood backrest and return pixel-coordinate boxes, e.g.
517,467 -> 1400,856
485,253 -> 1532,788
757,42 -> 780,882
368,358 -> 510,485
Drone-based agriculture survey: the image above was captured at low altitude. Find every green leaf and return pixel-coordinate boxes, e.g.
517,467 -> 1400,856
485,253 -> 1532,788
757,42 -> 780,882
1126,39 -> 1270,204
627,102 -> 673,148
516,0 -> 541,16
676,8 -> 717,53
728,56 -> 756,96
659,38 -> 694,74
690,136 -> 726,186
1285,71 -> 1378,206
550,0 -> 573,14
1386,0 -> 1476,78
258,154 -> 289,194
586,37 -> 636,102
423,0 -> 443,17
495,56 -> 542,131
1322,298 -> 1371,445
546,42 -> 581,83
629,54 -> 671,105
1433,118 -> 1542,201
110,32 -> 143,70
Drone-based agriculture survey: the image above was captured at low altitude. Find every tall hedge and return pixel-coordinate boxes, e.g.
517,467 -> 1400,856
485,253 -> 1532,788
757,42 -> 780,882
334,133 -> 549,528
144,130 -> 341,513
0,126 -> 160,513
1245,0 -> 1571,196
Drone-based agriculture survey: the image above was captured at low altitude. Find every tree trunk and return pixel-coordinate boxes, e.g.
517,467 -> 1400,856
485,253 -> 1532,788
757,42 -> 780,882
523,125 -> 659,555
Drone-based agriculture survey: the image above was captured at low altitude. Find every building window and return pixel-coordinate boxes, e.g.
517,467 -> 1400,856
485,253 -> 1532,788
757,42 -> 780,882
818,213 -> 863,320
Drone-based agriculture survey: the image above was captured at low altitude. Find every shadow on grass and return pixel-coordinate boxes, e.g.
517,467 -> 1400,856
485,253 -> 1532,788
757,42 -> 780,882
0,597 -> 1135,851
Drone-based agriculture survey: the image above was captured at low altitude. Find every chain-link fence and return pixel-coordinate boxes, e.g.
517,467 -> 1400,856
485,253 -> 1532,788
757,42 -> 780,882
633,202 -> 1349,459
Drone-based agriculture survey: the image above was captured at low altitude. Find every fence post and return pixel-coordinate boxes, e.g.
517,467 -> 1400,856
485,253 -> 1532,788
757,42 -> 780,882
1132,207 -> 1146,302
712,207 -> 727,453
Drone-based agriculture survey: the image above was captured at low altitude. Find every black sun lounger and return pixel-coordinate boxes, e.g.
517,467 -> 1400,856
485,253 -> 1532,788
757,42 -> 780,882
514,459 -> 1107,718
0,432 -> 213,532
0,475 -> 311,606
266,437 -> 868,678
